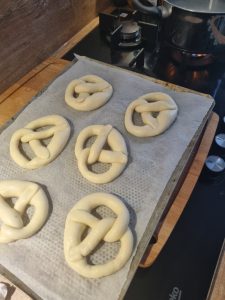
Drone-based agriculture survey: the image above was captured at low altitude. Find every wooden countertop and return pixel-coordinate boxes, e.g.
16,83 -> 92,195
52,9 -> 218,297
0,57 -> 71,127
0,15 -> 99,126
0,12 -> 101,126
207,240 -> 225,300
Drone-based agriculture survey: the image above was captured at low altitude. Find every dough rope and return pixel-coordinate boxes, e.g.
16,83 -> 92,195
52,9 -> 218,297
125,92 -> 178,137
75,124 -> 128,184
64,192 -> 134,278
10,115 -> 70,169
0,180 -> 49,243
65,75 -> 113,111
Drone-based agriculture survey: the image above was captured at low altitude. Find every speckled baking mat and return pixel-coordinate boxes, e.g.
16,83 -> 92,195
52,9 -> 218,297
0,56 -> 213,300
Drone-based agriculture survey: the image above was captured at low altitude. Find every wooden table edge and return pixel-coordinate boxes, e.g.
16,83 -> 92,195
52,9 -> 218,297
139,112 -> 219,268
207,239 -> 225,300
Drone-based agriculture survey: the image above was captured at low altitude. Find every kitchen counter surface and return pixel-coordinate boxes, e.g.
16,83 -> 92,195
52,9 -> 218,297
0,15 -> 101,126
0,57 -> 70,127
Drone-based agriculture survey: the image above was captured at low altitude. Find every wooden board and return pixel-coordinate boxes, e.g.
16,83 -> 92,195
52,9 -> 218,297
140,112 -> 219,267
0,58 -> 70,127
207,239 -> 225,300
0,0 -> 110,94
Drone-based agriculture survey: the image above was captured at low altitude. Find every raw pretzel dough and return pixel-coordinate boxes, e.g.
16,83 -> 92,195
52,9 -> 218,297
10,115 -> 70,169
125,92 -> 178,137
0,180 -> 49,243
65,75 -> 113,111
64,192 -> 134,278
75,124 -> 128,184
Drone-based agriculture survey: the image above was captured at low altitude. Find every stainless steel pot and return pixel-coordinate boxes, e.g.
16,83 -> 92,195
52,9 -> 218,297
133,0 -> 225,54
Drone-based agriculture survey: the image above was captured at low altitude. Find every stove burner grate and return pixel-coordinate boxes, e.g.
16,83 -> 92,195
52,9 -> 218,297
99,9 -> 143,49
170,49 -> 214,67
120,21 -> 141,41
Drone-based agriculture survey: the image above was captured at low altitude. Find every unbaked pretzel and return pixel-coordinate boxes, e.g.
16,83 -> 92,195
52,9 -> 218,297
64,192 -> 133,278
10,115 -> 70,169
75,124 -> 128,184
0,180 -> 49,243
125,92 -> 178,137
65,75 -> 113,111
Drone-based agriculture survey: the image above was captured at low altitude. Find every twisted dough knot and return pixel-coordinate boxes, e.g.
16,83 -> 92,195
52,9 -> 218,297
125,92 -> 178,137
0,180 -> 49,243
64,193 -> 133,278
75,125 -> 128,184
65,75 -> 113,111
10,115 -> 70,169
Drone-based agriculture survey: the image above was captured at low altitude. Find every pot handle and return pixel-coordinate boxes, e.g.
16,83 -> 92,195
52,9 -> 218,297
210,16 -> 225,45
132,0 -> 171,18
133,0 -> 162,16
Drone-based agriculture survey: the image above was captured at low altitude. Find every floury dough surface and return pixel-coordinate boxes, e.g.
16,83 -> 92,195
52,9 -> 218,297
64,193 -> 133,278
75,124 -> 128,184
124,92 -> 178,137
0,56 -> 213,300
9,115 -> 70,169
65,75 -> 113,111
0,180 -> 49,243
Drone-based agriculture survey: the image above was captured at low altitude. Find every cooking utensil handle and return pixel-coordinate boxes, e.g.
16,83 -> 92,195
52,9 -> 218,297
133,0 -> 172,18
133,0 -> 162,16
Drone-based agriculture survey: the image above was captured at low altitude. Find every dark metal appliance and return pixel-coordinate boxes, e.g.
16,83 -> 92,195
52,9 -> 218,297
133,0 -> 225,54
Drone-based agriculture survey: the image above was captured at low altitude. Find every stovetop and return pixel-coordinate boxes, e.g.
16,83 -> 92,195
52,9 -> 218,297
63,10 -> 225,299
63,26 -> 225,117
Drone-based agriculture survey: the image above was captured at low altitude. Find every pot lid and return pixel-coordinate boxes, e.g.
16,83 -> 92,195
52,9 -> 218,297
165,0 -> 225,14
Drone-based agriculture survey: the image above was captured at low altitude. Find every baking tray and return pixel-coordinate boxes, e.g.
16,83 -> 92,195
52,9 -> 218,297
0,56 -> 214,300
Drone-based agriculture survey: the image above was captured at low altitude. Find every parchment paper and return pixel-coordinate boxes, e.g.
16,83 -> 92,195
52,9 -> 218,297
0,56 -> 213,300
